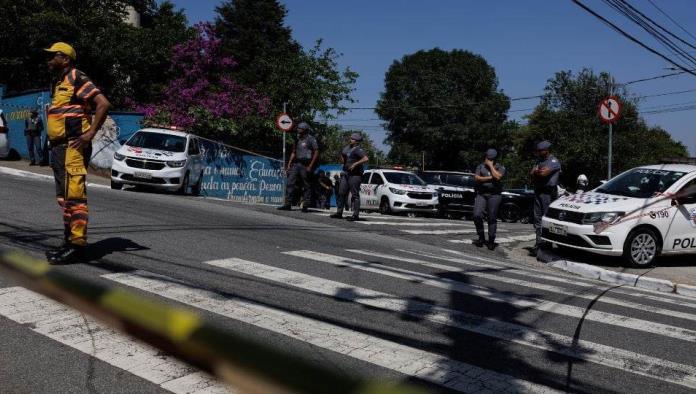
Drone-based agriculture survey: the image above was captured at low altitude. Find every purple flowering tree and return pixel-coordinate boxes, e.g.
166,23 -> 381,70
140,23 -> 270,139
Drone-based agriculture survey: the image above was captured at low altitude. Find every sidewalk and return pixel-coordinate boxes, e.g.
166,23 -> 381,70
0,158 -> 110,186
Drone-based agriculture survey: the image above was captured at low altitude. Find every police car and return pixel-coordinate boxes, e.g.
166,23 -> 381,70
542,164 -> 696,266
111,127 -> 204,195
418,170 -> 476,219
360,169 -> 439,214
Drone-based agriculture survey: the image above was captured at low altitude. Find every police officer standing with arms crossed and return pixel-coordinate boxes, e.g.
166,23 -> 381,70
331,133 -> 368,221
530,140 -> 562,256
278,122 -> 319,212
472,149 -> 506,250
43,42 -> 111,264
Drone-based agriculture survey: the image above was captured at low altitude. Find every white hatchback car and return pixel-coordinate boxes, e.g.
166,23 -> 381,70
111,128 -> 205,195
360,169 -> 439,214
542,164 -> 696,266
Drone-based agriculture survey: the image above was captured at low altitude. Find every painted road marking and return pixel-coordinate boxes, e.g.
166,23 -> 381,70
0,166 -> 109,189
399,228 -> 509,235
102,270 -> 561,393
283,250 -> 696,342
203,257 -> 696,390
346,250 -> 696,323
448,234 -> 536,243
0,287 -> 233,394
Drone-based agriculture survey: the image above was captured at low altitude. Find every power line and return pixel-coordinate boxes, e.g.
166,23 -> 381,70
571,0 -> 696,78
647,0 -> 696,44
602,0 -> 696,66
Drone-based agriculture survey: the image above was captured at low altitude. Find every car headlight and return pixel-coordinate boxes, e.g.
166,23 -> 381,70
166,160 -> 186,168
114,152 -> 125,161
389,187 -> 407,195
582,211 -> 624,224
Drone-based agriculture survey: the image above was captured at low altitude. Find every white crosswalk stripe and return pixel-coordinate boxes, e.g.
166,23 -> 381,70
355,221 -> 472,227
5,247 -> 695,392
202,257 -> 696,390
448,234 -> 537,243
102,270 -> 563,393
284,250 -> 696,342
0,287 -> 234,394
400,229 -> 508,235
346,249 -> 696,322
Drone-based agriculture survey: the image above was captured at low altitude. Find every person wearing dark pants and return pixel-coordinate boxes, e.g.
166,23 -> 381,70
331,133 -> 369,221
278,122 -> 319,212
472,148 -> 506,250
25,109 -> 44,165
530,140 -> 562,256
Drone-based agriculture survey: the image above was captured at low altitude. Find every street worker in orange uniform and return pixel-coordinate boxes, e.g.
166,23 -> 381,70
44,42 -> 111,264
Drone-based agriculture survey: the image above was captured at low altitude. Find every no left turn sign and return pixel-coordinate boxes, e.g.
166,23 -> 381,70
598,96 -> 622,124
275,113 -> 294,132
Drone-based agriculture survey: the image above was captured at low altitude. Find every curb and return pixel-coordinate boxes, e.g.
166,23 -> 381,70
0,165 -> 109,188
549,260 -> 695,298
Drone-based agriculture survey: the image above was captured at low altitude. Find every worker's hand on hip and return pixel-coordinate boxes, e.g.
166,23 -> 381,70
69,132 -> 94,149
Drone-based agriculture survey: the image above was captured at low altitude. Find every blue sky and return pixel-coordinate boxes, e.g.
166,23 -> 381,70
166,0 -> 696,155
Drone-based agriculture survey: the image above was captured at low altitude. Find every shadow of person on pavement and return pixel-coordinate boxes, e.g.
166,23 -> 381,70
84,237 -> 149,263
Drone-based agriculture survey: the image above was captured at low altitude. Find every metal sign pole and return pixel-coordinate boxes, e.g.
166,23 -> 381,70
282,102 -> 287,203
608,83 -> 613,180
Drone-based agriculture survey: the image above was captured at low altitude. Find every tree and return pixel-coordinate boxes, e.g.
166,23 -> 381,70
376,48 -> 511,170
139,23 -> 270,139
215,0 -> 358,155
517,68 -> 687,188
0,1 -> 190,108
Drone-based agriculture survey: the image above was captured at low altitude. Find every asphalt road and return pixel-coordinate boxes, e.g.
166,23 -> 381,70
2,171 -> 696,393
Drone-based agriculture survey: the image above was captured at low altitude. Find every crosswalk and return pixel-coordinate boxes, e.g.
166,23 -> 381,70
311,211 -> 537,245
2,247 -> 696,392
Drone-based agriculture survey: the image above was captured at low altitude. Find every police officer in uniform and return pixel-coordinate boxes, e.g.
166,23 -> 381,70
530,140 -> 561,256
278,122 -> 319,212
44,42 -> 111,264
472,149 -> 506,250
330,133 -> 369,221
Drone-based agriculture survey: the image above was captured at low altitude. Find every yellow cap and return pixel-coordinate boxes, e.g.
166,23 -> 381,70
44,42 -> 76,60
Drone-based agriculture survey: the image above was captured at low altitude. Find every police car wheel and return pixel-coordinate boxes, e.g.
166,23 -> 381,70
110,180 -> 123,190
178,173 -> 190,195
623,228 -> 660,267
500,203 -> 520,223
379,197 -> 391,215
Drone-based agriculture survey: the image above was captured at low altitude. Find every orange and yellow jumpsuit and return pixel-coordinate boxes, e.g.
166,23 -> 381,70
47,67 -> 101,246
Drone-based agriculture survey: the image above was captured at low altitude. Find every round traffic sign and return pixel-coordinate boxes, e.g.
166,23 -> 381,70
598,96 -> 622,124
275,113 -> 294,132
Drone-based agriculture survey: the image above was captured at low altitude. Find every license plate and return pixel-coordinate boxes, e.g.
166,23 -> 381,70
416,202 -> 428,207
549,223 -> 567,236
133,171 -> 152,179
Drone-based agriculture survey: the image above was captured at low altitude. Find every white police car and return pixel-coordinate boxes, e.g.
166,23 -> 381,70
542,164 -> 696,266
360,169 -> 439,214
111,127 -> 204,195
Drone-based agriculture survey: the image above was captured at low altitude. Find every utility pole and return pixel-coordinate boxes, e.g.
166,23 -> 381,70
422,151 -> 425,171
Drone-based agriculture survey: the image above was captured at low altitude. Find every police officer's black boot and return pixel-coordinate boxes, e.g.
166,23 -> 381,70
472,237 -> 485,247
487,238 -> 496,251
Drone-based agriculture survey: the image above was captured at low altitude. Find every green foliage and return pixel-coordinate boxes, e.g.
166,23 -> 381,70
516,68 -> 688,188
0,0 -> 191,108
318,127 -> 384,166
215,0 -> 358,156
376,48 -> 511,170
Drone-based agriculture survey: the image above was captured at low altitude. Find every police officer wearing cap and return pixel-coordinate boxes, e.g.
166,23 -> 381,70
278,122 -> 319,212
472,148 -> 506,250
530,140 -> 562,255
331,133 -> 369,221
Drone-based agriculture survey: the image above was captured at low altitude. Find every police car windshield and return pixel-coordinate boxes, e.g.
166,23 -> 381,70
384,172 -> 427,186
596,168 -> 686,198
126,132 -> 186,152
419,173 -> 443,184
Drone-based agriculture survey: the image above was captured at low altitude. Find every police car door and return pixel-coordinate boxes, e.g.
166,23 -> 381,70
665,177 -> 696,253
187,138 -> 203,182
359,172 -> 374,209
